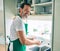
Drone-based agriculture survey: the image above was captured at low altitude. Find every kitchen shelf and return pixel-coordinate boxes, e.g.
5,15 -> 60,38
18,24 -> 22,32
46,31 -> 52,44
27,0 -> 52,15
35,2 -> 52,6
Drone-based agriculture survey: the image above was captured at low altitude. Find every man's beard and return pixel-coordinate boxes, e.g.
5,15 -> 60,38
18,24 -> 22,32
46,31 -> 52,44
25,14 -> 28,18
22,14 -> 28,23
22,12 -> 28,19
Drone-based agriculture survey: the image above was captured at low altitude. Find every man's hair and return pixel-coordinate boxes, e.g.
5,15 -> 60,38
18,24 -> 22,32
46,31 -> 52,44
20,3 -> 31,9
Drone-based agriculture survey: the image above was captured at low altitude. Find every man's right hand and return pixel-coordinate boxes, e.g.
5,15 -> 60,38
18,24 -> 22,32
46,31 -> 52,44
36,41 -> 41,45
33,40 -> 41,45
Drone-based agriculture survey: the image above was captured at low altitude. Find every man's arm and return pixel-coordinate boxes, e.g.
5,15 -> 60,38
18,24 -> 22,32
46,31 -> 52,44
17,31 -> 41,45
27,36 -> 35,40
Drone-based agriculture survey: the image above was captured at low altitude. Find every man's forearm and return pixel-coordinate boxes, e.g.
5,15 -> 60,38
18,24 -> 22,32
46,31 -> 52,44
17,31 -> 40,45
19,37 -> 38,45
24,38 -> 37,45
27,37 -> 34,40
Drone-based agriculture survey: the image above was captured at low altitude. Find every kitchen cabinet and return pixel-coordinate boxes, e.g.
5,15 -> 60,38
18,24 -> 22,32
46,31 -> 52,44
27,0 -> 52,15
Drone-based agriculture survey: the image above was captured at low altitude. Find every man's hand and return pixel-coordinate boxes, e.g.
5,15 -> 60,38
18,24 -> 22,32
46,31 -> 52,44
33,39 -> 41,45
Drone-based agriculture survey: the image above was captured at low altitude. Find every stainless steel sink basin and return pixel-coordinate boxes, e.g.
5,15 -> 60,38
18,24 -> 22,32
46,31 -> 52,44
29,46 -> 50,51
29,46 -> 40,51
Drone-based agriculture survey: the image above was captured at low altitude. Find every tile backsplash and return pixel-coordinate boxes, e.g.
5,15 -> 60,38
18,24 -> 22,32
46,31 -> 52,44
27,20 -> 52,35
27,20 -> 52,43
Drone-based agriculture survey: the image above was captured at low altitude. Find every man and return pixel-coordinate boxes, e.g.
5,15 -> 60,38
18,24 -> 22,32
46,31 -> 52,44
10,3 -> 41,51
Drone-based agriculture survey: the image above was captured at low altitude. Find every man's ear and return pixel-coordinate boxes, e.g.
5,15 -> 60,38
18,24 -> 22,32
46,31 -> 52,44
19,8 -> 22,13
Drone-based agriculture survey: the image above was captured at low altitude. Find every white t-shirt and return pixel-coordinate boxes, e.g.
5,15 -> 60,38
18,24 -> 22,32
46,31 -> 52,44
10,16 -> 26,41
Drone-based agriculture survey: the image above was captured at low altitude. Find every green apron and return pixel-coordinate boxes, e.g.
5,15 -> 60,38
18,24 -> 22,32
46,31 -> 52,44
12,23 -> 28,51
12,39 -> 26,51
24,23 -> 28,35
10,15 -> 28,51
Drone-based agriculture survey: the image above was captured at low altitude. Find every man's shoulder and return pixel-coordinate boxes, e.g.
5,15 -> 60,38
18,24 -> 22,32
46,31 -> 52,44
13,15 -> 22,23
13,15 -> 21,20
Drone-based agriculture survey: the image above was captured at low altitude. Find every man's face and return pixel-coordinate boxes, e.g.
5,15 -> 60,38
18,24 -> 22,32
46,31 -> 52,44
22,5 -> 31,18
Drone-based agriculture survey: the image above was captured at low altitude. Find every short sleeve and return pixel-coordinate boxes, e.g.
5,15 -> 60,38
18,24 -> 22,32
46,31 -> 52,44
14,16 -> 23,31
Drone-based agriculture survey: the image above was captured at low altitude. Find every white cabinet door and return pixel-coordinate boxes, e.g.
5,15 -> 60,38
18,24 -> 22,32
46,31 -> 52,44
53,0 -> 60,51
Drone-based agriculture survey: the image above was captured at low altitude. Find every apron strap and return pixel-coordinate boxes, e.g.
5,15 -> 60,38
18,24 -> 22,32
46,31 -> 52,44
7,40 -> 15,51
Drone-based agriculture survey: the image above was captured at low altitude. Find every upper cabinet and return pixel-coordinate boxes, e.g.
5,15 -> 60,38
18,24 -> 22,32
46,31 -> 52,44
27,0 -> 52,15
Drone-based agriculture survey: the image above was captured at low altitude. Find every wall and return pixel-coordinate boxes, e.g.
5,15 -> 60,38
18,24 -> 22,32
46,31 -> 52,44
5,0 -> 17,44
5,0 -> 17,17
0,11 -> 4,35
0,0 -> 4,36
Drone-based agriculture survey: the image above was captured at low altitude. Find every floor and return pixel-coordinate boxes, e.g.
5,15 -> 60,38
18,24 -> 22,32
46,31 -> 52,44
0,45 -> 5,51
0,44 -> 8,51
